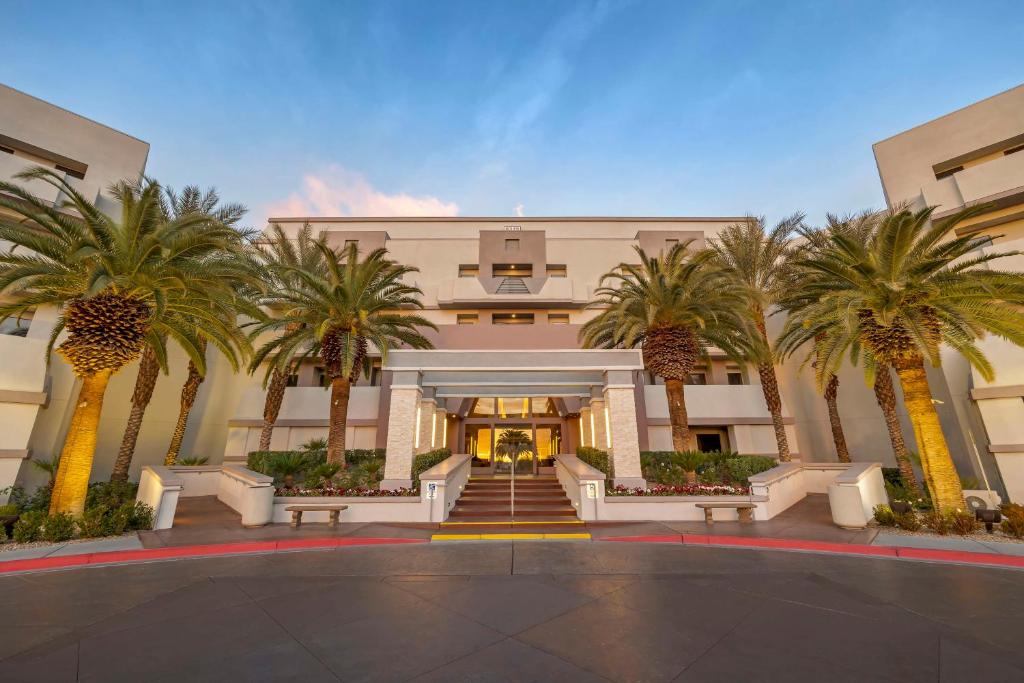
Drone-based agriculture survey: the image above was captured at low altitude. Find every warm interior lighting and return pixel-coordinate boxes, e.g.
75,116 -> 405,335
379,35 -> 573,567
442,417 -> 447,448
431,411 -> 437,448
604,405 -> 612,449
589,411 -> 596,447
415,405 -> 422,449
578,417 -> 584,443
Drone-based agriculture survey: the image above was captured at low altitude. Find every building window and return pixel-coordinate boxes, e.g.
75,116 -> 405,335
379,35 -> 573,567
0,145 -> 13,154
313,366 -> 329,388
344,239 -> 359,250
546,264 -> 567,278
547,313 -> 570,325
493,264 -> 532,277
505,238 -> 520,251
285,371 -> 299,387
492,313 -> 534,325
369,362 -> 382,386
684,372 -> 707,386
665,238 -> 679,249
457,313 -> 478,325
1005,144 -> 1024,157
458,264 -> 479,277
55,164 -> 86,180
727,371 -> 744,385
935,166 -> 963,180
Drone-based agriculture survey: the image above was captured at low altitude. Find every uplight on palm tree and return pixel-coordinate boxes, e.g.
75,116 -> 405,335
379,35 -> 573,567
250,241 -> 436,466
0,168 -> 251,515
580,242 -> 759,451
780,206 -> 1024,512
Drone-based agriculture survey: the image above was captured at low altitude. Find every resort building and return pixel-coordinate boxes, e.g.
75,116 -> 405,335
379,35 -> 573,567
873,83 -> 1024,502
1,81 -> 1022,506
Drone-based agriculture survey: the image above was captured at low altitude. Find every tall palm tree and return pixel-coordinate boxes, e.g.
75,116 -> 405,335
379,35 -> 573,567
249,242 -> 436,466
0,168 -> 248,515
709,215 -> 805,461
112,184 -> 253,479
580,243 -> 759,451
779,206 -> 1024,512
249,224 -> 328,451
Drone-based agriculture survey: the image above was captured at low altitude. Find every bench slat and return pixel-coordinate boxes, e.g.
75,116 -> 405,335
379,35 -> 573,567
285,505 -> 349,511
695,503 -> 755,509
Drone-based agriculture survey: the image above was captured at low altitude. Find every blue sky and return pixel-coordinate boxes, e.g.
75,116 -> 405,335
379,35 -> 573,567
3,0 -> 1023,227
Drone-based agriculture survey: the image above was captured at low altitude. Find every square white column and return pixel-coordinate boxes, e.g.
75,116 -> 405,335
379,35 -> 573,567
604,370 -> 645,488
381,372 -> 422,490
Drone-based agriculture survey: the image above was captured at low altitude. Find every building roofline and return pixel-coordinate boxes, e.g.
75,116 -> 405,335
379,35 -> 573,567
0,82 -> 150,148
268,215 -> 749,224
872,82 -> 1024,149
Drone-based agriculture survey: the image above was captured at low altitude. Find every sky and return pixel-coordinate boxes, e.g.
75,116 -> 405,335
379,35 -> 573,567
3,0 -> 1023,228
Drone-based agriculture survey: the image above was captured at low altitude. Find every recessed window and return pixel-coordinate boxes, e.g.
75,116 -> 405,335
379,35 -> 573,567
665,238 -> 679,248
492,313 -> 534,325
369,361 -> 382,386
313,366 -> 329,387
684,372 -> 707,386
935,166 -> 963,180
0,145 -> 13,155
727,372 -> 744,386
457,313 -> 478,325
505,238 -> 520,251
55,164 -> 86,180
548,314 -> 570,325
1004,144 -> 1024,157
286,372 -> 299,388
493,264 -> 532,277
546,264 -> 567,278
458,264 -> 479,277
344,239 -> 359,250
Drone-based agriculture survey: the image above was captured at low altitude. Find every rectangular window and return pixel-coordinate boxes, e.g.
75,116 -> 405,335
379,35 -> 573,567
727,372 -> 744,385
369,363 -> 382,387
457,313 -> 478,325
493,264 -> 532,277
505,238 -> 520,251
547,313 -> 570,325
685,372 -> 707,386
1005,144 -> 1024,157
286,372 -> 299,388
492,313 -> 534,325
665,238 -> 679,248
0,145 -> 13,154
55,164 -> 86,180
546,264 -> 567,278
458,264 -> 479,277
343,239 -> 359,250
314,366 -> 329,388
935,166 -> 963,180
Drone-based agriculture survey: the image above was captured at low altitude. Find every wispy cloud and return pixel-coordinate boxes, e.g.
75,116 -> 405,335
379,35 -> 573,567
264,164 -> 459,220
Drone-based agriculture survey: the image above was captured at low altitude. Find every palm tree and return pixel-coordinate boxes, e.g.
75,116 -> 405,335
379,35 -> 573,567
249,242 -> 436,466
709,215 -> 804,461
0,168 -> 248,515
249,224 -> 328,451
496,429 -> 533,472
112,184 -> 253,479
580,243 -> 759,451
780,206 -> 1024,512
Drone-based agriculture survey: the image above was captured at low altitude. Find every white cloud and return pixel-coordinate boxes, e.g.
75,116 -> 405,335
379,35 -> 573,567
264,164 -> 459,219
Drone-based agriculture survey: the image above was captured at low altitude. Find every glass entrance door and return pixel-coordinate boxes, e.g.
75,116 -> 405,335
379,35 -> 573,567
494,425 -> 533,475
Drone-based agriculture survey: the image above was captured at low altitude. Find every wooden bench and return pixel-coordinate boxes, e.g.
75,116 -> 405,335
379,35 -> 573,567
285,504 -> 349,528
695,502 -> 756,524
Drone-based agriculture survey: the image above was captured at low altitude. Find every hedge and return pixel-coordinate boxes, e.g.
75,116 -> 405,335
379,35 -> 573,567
412,448 -> 452,482
247,448 -> 385,474
576,446 -> 611,476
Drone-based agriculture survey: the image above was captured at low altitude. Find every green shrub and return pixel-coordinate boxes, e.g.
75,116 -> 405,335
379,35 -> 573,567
894,511 -> 922,532
576,447 -> 610,476
41,512 -> 76,543
723,456 -> 777,486
306,462 -> 343,487
948,510 -> 977,536
12,510 -> 45,543
86,481 -> 138,511
873,504 -> 896,526
1001,514 -> 1024,539
3,483 -> 52,513
881,467 -> 903,487
0,503 -> 18,515
0,524 -> 6,542
412,448 -> 452,482
78,505 -> 110,538
922,510 -> 949,535
247,451 -> 273,475
177,456 -> 209,466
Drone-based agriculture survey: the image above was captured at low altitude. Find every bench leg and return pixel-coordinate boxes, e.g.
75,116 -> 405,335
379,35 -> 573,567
738,508 -> 753,524
291,511 -> 302,528
329,510 -> 340,527
703,508 -> 714,524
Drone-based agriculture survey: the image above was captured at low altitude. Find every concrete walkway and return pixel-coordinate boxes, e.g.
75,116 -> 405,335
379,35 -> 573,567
0,535 -> 144,562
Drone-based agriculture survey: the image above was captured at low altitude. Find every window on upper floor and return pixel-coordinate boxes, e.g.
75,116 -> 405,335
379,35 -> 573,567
0,145 -> 13,154
1005,144 -> 1024,157
344,239 -> 359,250
546,264 -> 567,278
665,238 -> 679,249
313,366 -> 329,388
505,238 -> 520,251
285,371 -> 299,388
0,308 -> 33,337
368,361 -> 382,387
458,264 -> 480,277
935,166 -> 963,180
727,371 -> 744,385
547,313 -> 570,325
684,371 -> 707,386
492,313 -> 534,325
493,264 -> 532,277
457,313 -> 478,325
55,164 -> 86,180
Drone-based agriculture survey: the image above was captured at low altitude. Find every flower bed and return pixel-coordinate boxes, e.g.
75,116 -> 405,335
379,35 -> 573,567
607,483 -> 750,497
275,486 -> 417,497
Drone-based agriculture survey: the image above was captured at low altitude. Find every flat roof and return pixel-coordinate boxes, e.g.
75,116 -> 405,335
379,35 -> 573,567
0,82 -> 149,146
268,215 -> 748,223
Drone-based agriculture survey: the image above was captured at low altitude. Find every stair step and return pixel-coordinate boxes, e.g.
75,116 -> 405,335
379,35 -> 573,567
450,508 -> 577,517
458,498 -> 570,507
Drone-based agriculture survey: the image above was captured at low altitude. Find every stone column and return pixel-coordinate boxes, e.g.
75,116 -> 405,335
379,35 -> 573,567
579,402 -> 592,448
381,371 -> 421,490
590,387 -> 609,451
416,388 -> 437,455
604,370 -> 646,488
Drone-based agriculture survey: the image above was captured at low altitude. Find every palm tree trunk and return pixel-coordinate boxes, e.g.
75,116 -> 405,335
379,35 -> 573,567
754,313 -> 791,461
110,346 -> 160,482
663,378 -> 690,451
50,369 -> 113,516
327,376 -> 350,466
259,366 -> 289,451
823,374 -> 850,463
892,355 -> 963,513
164,358 -> 204,465
872,364 -> 921,496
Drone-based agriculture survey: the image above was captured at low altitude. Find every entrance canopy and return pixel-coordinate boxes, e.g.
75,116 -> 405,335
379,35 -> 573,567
382,349 -> 644,399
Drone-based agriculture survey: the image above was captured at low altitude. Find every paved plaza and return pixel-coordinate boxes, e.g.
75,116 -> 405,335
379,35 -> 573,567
1,539 -> 1022,682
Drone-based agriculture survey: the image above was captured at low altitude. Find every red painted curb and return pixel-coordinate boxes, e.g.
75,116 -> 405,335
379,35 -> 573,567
597,533 -> 1024,568
0,537 -> 428,575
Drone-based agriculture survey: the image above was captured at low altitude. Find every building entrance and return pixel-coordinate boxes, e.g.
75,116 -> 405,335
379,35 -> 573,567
463,398 -> 564,475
